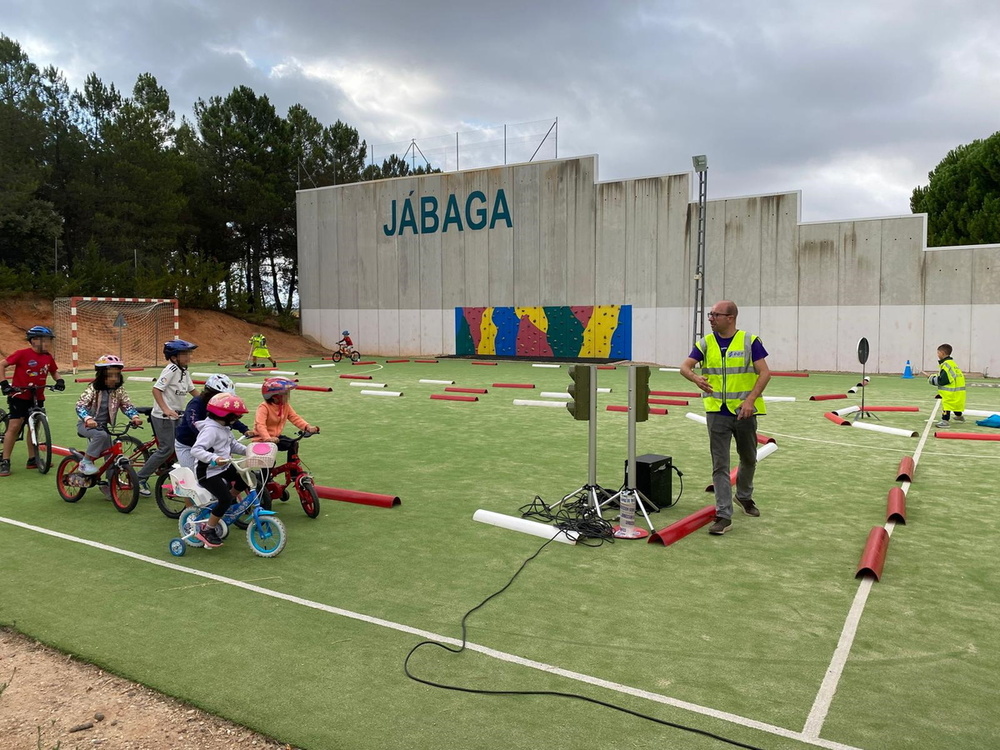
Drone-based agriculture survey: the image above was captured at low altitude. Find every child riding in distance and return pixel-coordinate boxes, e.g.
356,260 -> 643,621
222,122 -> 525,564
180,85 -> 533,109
191,393 -> 251,549
174,374 -> 254,470
0,325 -> 65,477
74,355 -> 144,474
336,330 -> 354,355
253,377 -> 320,458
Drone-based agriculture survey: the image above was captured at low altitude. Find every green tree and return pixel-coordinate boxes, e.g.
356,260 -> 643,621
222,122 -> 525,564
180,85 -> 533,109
911,131 -> 1000,246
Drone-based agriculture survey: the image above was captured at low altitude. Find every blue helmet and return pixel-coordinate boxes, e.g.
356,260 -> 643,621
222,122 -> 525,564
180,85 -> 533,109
342,330 -> 350,336
26,325 -> 55,340
163,339 -> 198,359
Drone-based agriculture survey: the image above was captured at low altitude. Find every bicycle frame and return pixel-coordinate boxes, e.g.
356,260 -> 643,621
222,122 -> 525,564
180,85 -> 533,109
261,431 -> 320,518
8,384 -> 57,473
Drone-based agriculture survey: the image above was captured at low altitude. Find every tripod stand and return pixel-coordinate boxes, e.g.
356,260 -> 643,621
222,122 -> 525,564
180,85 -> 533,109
554,365 -> 613,516
852,337 -> 878,421
601,365 -> 656,535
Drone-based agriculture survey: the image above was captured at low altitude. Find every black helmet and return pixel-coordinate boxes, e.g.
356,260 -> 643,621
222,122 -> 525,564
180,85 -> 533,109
163,339 -> 198,359
26,325 -> 55,340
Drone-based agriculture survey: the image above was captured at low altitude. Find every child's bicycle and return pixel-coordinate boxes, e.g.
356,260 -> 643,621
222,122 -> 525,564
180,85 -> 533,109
260,431 -> 321,518
331,345 -> 361,363
56,421 -> 143,513
5,384 -> 61,474
168,446 -> 287,558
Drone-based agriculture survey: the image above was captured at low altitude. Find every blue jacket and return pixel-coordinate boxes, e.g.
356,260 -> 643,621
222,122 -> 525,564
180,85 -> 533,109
175,396 -> 250,447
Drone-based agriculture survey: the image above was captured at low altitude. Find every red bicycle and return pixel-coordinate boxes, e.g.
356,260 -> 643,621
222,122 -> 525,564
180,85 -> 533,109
260,431 -> 321,518
56,422 -> 143,513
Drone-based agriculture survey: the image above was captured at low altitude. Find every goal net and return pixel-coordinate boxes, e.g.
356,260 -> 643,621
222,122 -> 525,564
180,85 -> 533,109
53,297 -> 179,373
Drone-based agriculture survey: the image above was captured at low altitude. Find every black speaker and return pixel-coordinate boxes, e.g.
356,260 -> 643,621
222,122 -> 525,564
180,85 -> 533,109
625,454 -> 675,509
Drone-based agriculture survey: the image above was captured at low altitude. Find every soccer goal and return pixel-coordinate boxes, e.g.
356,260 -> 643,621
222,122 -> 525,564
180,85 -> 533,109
53,297 -> 180,373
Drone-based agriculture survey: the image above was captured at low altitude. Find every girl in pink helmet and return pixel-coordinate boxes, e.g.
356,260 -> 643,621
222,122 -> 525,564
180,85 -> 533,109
190,393 -> 251,548
74,355 -> 144,475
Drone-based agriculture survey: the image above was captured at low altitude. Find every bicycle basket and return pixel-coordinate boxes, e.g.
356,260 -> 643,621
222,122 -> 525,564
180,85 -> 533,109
243,441 -> 278,469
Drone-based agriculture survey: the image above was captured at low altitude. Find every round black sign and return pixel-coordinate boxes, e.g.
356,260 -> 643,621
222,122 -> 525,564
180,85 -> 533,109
857,337 -> 870,366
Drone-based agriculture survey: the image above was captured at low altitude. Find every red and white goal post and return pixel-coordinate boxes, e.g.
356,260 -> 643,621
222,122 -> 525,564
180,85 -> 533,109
53,297 -> 180,374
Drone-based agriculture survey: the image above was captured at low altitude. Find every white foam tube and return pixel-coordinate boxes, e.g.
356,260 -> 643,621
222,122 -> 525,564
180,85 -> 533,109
360,390 -> 402,397
964,408 -> 1000,417
686,412 -> 708,425
268,370 -> 298,376
234,382 -> 262,390
540,391 -> 571,398
419,379 -> 454,385
757,442 -> 778,461
513,399 -> 567,407
834,405 -> 861,417
351,381 -> 386,387
532,363 -> 561,368
597,387 -> 612,393
851,421 -> 917,438
659,367 -> 681,372
473,509 -> 578,544
310,363 -> 338,368
192,372 -> 218,377
127,376 -> 154,382
764,396 -> 796,402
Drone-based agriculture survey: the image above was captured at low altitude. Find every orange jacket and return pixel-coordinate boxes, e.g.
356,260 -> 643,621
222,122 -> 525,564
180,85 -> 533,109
253,400 -> 312,441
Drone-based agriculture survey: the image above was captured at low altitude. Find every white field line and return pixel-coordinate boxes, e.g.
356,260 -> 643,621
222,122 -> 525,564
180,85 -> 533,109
0,516 -> 863,750
801,401 -> 939,739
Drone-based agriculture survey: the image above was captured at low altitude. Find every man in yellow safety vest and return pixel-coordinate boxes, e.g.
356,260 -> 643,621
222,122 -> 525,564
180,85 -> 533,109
680,300 -> 771,536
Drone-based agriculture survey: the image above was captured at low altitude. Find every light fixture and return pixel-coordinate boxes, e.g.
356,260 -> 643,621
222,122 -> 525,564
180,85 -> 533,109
692,154 -> 708,173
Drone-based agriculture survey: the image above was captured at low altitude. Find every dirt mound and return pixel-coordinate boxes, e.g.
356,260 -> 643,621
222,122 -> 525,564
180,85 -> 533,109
0,298 -> 328,364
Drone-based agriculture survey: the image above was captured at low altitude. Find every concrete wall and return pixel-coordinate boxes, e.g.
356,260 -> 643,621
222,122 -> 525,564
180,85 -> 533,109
298,155 -> 1000,376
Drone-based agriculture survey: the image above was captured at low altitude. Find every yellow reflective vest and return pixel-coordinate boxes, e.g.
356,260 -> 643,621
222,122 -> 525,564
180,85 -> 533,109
937,358 -> 966,412
697,330 -> 766,415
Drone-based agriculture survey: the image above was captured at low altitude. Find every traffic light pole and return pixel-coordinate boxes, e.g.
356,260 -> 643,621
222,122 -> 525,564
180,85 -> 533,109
556,364 -> 612,515
602,365 -> 657,534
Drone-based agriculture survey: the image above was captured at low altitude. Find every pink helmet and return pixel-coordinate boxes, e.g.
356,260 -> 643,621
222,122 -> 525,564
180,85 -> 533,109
262,377 -> 297,398
206,393 -> 248,418
95,354 -> 125,368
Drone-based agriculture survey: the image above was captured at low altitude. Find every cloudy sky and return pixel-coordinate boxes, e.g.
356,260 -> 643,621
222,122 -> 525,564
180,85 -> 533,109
5,1 -> 999,222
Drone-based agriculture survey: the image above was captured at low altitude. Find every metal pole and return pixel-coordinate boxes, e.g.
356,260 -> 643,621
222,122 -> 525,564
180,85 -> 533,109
692,166 -> 708,347
456,132 -> 459,171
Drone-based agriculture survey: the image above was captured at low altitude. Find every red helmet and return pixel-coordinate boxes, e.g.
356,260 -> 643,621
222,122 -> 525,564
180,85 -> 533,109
262,377 -> 297,398
206,393 -> 248,418
95,354 -> 125,368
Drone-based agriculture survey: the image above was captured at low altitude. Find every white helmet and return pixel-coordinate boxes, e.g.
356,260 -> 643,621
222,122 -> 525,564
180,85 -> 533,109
205,373 -> 236,393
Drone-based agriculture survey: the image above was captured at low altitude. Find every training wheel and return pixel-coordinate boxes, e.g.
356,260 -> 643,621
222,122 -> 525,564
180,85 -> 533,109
168,538 -> 187,557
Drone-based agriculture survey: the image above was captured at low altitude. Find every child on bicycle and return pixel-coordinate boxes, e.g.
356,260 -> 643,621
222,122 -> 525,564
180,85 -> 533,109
175,373 -> 253,470
191,393 -> 251,549
336,330 -> 354,354
74,355 -> 144,475
0,325 -> 65,477
135,339 -> 199,496
253,377 -> 319,458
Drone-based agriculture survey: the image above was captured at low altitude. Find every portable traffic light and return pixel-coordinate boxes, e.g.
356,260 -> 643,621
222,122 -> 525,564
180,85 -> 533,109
634,365 -> 650,422
566,364 -> 592,420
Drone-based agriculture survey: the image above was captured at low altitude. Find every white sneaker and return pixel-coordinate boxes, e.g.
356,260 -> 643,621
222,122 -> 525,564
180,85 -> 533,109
934,420 -> 949,429
78,458 -> 99,475
138,481 -> 152,497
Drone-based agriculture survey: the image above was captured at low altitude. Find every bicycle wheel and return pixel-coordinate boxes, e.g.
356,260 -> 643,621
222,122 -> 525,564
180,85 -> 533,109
0,409 -> 8,441
154,472 -> 188,519
56,456 -> 86,502
350,351 -> 361,362
298,476 -> 320,518
121,435 -> 152,475
247,516 -> 286,558
331,351 -> 343,362
30,413 -> 53,474
109,462 -> 140,513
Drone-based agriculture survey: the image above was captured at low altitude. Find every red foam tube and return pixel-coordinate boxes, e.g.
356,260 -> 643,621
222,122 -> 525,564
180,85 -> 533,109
431,394 -> 478,402
313,484 -> 400,508
445,387 -> 488,394
864,406 -> 919,412
597,365 -> 616,370
648,505 -> 716,546
492,383 -> 535,389
385,359 -> 410,363
810,394 -> 848,401
415,359 -> 439,363
886,487 -> 906,523
606,405 -> 628,412
218,361 -> 244,366
824,412 -> 850,425
274,359 -> 299,363
856,527 -> 890,581
935,432 -> 1000,441
771,371 -> 810,377
650,407 -> 668,415
339,374 -> 372,380
705,467 -> 739,493
74,377 -> 94,383
351,361 -> 377,365
297,385 -> 333,392
896,456 -> 915,482
649,398 -> 688,405
122,367 -> 146,372
757,433 -> 776,445
651,390 -> 700,397
471,361 -> 498,366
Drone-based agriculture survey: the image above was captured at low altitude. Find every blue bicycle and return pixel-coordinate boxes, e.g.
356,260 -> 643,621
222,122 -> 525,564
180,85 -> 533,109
168,460 -> 286,558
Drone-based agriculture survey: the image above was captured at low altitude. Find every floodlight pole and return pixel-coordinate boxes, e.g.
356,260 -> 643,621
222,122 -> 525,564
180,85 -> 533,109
692,155 -> 708,348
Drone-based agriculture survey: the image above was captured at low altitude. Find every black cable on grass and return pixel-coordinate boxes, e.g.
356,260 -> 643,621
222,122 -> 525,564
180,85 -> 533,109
519,494 -> 616,547
403,534 -> 765,750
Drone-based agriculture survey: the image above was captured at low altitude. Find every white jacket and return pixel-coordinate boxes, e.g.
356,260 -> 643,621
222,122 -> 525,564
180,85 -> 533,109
191,418 -> 247,479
